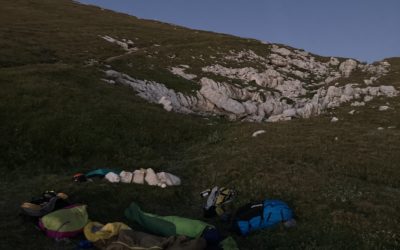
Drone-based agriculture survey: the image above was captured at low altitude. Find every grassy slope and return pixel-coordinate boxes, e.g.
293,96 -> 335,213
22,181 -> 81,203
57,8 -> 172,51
0,0 -> 400,249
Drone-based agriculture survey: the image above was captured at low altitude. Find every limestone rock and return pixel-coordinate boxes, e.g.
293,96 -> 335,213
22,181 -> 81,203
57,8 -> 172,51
283,108 -> 297,117
158,96 -> 173,112
267,114 -> 291,122
329,57 -> 340,66
364,96 -> 373,102
339,59 -> 358,77
276,80 -> 306,98
269,53 -> 288,67
379,106 -> 389,111
243,101 -> 258,114
271,45 -> 291,56
101,35 -> 136,51
199,78 -> 245,115
351,101 -> 365,107
170,66 -> 197,80
379,85 -> 398,97
103,39 -> 397,123
296,103 -> 320,119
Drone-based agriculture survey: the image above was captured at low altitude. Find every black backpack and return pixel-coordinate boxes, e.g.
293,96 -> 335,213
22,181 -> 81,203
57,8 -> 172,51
20,191 -> 70,218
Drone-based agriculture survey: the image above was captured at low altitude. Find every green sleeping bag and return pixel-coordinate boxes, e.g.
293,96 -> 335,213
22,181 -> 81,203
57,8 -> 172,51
125,202 -> 211,238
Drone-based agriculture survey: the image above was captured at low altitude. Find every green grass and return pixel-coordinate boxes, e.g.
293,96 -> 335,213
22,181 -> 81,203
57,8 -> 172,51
1,0 -> 400,249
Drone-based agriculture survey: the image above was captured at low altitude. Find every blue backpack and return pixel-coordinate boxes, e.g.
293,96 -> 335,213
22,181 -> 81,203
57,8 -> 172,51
232,200 -> 294,235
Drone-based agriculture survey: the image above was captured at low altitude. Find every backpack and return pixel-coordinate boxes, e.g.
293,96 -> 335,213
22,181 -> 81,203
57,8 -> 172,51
232,200 -> 294,235
20,191 -> 70,218
39,204 -> 89,239
200,186 -> 236,218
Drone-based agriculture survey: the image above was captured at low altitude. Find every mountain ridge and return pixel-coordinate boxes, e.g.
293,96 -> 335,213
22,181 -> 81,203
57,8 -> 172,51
70,2 -> 399,123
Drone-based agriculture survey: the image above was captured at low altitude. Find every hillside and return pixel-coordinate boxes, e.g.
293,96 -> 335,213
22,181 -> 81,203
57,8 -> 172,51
0,0 -> 400,249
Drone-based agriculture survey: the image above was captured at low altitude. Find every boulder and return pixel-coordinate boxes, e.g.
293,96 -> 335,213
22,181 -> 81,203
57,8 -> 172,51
271,45 -> 291,56
368,87 -> 381,96
279,80 -> 306,98
364,79 -> 373,85
283,108 -> 297,117
364,95 -> 373,102
323,86 -> 342,107
243,101 -> 258,114
343,84 -> 354,96
158,96 -> 173,112
351,101 -> 365,107
269,54 -> 287,67
378,106 -> 389,111
329,57 -> 340,66
199,78 -> 245,115
296,103 -> 319,118
267,114 -> 291,122
339,59 -> 358,77
379,85 -> 398,97
170,67 -> 197,80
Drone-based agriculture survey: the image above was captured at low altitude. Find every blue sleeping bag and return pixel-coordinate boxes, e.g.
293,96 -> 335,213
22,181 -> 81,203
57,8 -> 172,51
233,199 -> 294,235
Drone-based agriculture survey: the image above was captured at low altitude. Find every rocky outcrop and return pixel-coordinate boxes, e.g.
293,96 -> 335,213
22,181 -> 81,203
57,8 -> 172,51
101,37 -> 397,123
104,70 -> 197,114
105,68 -> 398,122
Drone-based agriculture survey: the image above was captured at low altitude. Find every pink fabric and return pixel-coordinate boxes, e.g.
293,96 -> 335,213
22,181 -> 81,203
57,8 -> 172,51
38,219 -> 83,239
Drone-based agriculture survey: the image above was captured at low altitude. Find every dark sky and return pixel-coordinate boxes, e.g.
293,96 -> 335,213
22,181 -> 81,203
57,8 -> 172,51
78,0 -> 400,62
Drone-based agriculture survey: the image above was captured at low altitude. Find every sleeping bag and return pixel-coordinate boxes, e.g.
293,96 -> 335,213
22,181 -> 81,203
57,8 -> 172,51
232,199 -> 295,235
125,202 -> 210,238
39,204 -> 89,239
